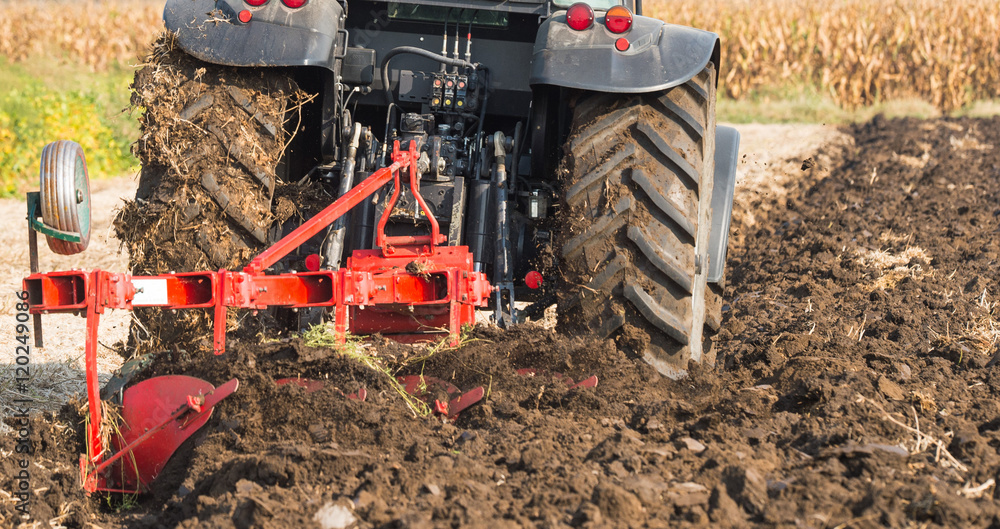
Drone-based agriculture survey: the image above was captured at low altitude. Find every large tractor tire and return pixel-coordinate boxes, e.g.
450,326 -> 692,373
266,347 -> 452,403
115,34 -> 302,353
558,64 -> 719,378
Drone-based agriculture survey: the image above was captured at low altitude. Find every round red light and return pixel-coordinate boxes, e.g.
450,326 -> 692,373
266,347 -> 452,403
281,0 -> 307,7
305,254 -> 322,271
565,3 -> 595,31
238,10 -> 253,23
614,37 -> 630,52
245,0 -> 268,6
525,271 -> 544,290
605,5 -> 633,34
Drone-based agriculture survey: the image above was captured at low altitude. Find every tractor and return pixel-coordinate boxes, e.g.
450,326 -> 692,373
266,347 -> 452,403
23,0 -> 739,494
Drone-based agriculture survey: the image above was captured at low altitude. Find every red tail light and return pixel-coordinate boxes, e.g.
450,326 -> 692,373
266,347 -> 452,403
566,3 -> 595,31
281,0 -> 307,7
605,5 -> 633,34
245,0 -> 268,6
525,271 -> 543,290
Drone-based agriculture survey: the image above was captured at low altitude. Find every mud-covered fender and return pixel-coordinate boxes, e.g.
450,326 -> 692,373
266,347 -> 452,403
164,0 -> 343,70
530,13 -> 719,92
707,126 -> 740,284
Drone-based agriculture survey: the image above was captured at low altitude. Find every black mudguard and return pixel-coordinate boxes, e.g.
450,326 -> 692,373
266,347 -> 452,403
530,12 -> 719,92
707,125 -> 740,284
164,0 -> 343,71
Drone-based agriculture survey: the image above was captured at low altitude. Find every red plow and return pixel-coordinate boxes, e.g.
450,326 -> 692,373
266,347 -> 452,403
25,140 -> 492,493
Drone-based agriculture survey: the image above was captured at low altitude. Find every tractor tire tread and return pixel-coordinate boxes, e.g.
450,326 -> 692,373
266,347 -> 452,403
558,63 -> 719,376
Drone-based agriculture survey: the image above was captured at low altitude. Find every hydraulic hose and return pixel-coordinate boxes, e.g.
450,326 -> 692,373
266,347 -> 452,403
380,46 -> 475,106
323,123 -> 363,270
379,46 -> 479,162
473,68 -> 491,175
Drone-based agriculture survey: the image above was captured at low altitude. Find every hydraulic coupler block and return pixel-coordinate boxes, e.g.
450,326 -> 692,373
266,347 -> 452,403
429,73 -> 476,111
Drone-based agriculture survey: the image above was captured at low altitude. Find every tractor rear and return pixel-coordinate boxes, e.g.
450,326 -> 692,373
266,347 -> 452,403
23,0 -> 740,494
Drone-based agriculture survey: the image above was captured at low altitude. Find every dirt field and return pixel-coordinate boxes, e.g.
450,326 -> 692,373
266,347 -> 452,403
8,115 -> 1000,529
0,177 -> 132,423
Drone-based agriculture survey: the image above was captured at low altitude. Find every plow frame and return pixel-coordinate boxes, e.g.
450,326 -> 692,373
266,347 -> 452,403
25,140 -> 492,493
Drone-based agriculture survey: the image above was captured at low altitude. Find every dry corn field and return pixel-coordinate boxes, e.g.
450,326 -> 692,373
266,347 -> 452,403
4,0 -> 997,111
653,0 -> 1000,110
0,1 -> 163,72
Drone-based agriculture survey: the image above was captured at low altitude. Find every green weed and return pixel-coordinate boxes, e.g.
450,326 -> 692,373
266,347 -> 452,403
301,323 -> 432,417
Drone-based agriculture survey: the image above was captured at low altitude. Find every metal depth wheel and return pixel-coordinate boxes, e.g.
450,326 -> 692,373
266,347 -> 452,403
558,64 -> 719,378
40,140 -> 92,255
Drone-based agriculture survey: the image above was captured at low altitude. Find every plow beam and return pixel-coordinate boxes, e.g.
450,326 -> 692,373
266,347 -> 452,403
25,261 -> 490,354
25,140 -> 493,494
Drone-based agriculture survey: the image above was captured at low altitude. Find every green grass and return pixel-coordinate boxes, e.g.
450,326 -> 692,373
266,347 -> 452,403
0,57 -> 137,197
953,99 -> 1000,118
718,83 -> 949,125
301,324 -> 433,417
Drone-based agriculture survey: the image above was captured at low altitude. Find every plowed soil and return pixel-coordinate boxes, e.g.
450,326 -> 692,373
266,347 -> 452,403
6,115 -> 1000,529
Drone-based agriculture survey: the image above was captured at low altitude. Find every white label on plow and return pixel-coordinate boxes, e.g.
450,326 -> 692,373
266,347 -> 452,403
131,279 -> 169,306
